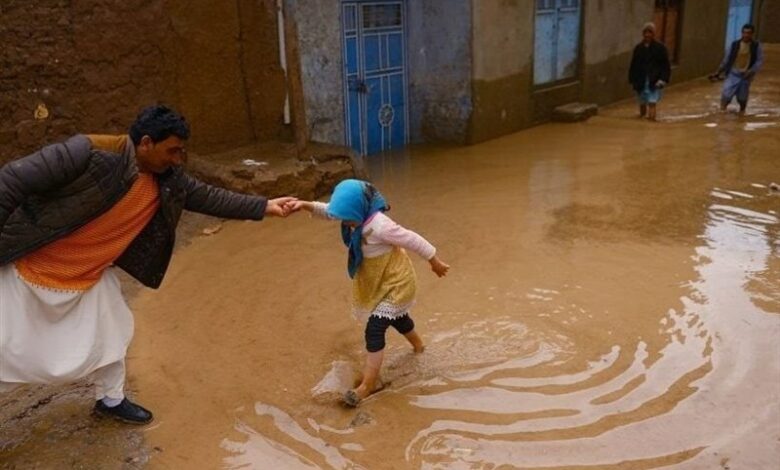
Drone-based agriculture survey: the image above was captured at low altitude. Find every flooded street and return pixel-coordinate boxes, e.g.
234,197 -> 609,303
128,47 -> 780,469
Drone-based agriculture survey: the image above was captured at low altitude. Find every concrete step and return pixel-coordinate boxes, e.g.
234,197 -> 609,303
552,102 -> 598,122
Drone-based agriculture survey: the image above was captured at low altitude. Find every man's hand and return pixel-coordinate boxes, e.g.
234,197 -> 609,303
265,197 -> 298,217
655,80 -> 666,89
429,256 -> 450,278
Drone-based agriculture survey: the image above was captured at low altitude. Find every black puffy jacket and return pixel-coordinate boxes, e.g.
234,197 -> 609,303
0,135 -> 268,288
628,40 -> 672,92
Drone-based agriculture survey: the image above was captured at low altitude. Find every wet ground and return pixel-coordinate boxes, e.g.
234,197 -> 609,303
4,46 -> 780,469
127,46 -> 780,469
0,213 -> 219,470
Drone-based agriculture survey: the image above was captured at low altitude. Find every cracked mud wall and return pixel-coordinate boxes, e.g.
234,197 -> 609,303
0,0 -> 289,163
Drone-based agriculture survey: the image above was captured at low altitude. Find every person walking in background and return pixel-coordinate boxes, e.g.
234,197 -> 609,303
710,23 -> 764,116
629,22 -> 672,121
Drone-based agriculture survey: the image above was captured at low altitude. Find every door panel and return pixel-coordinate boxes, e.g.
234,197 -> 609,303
726,0 -> 753,49
342,1 -> 408,155
534,0 -> 581,85
556,1 -> 580,80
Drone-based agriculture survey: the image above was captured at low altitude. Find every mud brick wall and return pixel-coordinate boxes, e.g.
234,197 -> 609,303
0,0 -> 288,164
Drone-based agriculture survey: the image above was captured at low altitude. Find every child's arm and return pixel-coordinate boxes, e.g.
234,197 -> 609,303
375,216 -> 450,277
288,200 -> 335,220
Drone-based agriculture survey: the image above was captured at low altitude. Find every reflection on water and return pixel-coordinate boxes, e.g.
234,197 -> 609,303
223,405 -> 364,469
403,193 -> 778,469
744,122 -> 779,131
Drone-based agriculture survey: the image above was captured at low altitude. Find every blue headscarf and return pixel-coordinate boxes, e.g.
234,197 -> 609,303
326,179 -> 389,278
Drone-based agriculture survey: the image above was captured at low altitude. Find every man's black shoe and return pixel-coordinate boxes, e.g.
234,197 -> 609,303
93,398 -> 154,425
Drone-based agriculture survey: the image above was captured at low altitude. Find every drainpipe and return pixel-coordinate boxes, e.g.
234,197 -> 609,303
277,0 -> 291,124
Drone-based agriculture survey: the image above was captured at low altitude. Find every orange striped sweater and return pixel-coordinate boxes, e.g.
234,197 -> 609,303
15,135 -> 160,291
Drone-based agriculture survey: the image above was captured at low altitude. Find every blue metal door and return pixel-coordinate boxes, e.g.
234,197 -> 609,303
725,0 -> 752,50
534,0 -> 581,85
342,1 -> 408,156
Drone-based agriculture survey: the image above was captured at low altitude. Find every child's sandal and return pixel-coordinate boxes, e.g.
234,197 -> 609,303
343,390 -> 361,407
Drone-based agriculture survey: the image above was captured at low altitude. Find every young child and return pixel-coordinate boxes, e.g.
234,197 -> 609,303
290,179 -> 449,406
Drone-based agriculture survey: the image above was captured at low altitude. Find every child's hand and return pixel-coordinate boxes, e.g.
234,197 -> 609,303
266,197 -> 297,217
286,200 -> 312,213
429,256 -> 450,278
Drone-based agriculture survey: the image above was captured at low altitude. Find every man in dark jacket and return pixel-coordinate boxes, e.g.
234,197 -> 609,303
628,22 -> 672,121
0,105 -> 294,424
710,23 -> 764,116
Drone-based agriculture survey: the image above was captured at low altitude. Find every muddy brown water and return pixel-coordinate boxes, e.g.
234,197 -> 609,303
4,49 -> 775,469
128,48 -> 780,470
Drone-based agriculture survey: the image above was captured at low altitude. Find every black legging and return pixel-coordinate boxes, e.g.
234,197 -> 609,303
365,314 -> 415,352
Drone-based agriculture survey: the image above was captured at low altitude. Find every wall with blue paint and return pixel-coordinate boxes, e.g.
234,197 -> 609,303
406,0 -> 473,144
288,0 -> 346,145
292,0 -> 739,150
293,0 -> 473,148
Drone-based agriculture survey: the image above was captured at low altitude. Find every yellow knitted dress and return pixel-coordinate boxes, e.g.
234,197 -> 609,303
352,246 -> 417,320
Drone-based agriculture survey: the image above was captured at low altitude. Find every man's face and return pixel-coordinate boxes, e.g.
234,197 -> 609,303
741,28 -> 754,42
643,29 -> 655,43
136,135 -> 187,173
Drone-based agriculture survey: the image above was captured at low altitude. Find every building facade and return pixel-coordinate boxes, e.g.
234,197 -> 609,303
0,0 -> 771,162
292,0 -> 769,155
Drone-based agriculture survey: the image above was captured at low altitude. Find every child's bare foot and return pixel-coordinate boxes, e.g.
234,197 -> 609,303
414,344 -> 425,354
343,390 -> 361,407
345,350 -> 384,407
343,381 -> 383,407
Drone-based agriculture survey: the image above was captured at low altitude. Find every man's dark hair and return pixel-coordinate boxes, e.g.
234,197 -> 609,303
742,23 -> 755,32
128,105 -> 191,145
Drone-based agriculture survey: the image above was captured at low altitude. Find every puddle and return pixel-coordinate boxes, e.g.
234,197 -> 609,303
122,46 -> 780,470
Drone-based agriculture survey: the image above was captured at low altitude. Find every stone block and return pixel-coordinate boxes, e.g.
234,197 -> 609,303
552,102 -> 598,122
